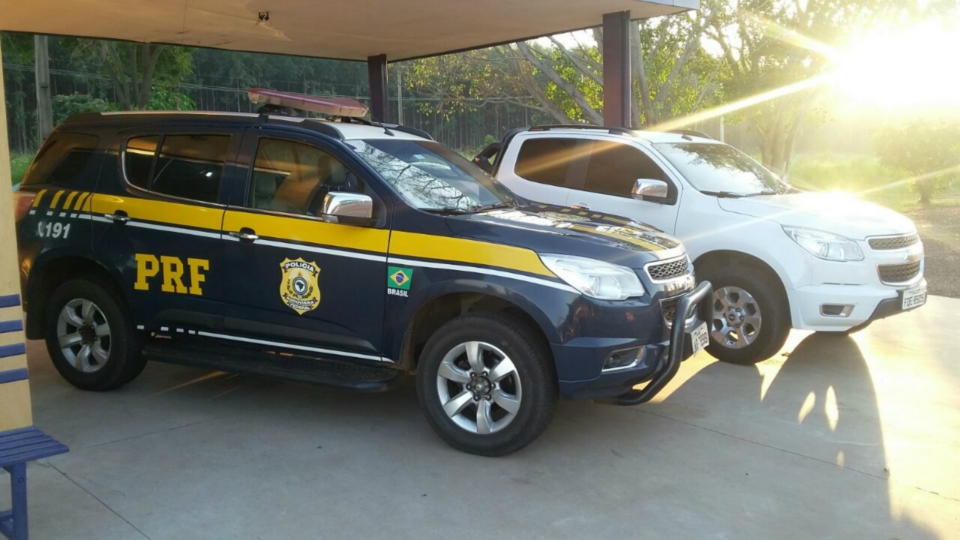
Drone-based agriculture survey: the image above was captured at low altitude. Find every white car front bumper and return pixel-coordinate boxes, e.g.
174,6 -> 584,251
786,238 -> 926,331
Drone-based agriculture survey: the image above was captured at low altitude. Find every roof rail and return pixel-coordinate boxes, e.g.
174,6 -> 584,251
329,116 -> 434,140
668,129 -> 712,140
260,114 -> 345,140
529,124 -> 634,136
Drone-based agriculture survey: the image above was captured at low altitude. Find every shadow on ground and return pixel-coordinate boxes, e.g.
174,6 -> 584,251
16,314 -> 958,539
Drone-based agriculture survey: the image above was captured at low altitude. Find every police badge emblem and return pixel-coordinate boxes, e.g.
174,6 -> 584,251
279,258 -> 320,315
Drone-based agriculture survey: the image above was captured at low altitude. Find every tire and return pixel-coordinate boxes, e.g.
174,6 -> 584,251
44,277 -> 146,391
699,262 -> 791,366
416,312 -> 557,457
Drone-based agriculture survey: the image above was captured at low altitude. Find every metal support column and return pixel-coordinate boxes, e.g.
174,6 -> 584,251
367,54 -> 388,122
602,11 -> 632,128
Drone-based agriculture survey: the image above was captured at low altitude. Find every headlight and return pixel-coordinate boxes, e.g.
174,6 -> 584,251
540,254 -> 645,300
783,227 -> 864,262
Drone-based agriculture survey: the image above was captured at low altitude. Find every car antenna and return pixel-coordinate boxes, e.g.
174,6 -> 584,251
370,116 -> 395,137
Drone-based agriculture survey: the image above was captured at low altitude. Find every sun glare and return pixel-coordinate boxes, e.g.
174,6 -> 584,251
828,21 -> 960,109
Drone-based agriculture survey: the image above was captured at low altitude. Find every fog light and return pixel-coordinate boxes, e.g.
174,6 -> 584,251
603,347 -> 643,371
820,304 -> 853,317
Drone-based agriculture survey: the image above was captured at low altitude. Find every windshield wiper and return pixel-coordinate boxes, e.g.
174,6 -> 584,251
474,202 -> 515,212
741,190 -> 781,197
700,190 -> 744,199
422,208 -> 472,215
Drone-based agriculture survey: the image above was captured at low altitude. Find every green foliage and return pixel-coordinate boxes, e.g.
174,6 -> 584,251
789,153 -> 914,211
52,94 -> 119,124
9,153 -> 33,190
875,122 -> 960,204
147,87 -> 195,111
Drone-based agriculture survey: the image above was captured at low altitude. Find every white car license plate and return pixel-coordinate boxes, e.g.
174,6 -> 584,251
691,322 -> 709,355
902,287 -> 927,310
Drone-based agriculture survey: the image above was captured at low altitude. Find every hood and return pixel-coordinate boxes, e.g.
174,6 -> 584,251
444,204 -> 684,268
716,192 -> 916,240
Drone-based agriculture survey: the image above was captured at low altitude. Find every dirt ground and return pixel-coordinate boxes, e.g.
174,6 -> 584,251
906,205 -> 960,298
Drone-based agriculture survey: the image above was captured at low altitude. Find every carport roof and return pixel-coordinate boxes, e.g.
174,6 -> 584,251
1,0 -> 697,62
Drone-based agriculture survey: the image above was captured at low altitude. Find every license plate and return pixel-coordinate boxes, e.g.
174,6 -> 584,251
691,322 -> 709,355
902,287 -> 927,310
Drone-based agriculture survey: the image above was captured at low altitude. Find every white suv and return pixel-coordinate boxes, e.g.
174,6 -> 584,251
479,126 -> 926,365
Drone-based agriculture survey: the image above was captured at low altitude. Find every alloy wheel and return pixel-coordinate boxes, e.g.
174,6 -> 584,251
56,299 -> 111,373
711,286 -> 762,349
435,341 -> 522,435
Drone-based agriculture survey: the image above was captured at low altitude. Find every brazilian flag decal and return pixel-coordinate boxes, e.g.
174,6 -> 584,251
387,266 -> 413,290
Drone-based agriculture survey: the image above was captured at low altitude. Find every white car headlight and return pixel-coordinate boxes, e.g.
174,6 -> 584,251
540,254 -> 645,300
784,226 -> 864,262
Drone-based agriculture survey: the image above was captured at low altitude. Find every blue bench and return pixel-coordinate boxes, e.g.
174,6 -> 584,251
0,428 -> 68,540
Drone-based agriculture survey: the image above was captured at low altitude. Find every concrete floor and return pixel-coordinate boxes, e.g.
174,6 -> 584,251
4,297 -> 960,539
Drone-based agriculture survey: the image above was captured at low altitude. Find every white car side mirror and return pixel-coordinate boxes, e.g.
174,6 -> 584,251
632,179 -> 669,201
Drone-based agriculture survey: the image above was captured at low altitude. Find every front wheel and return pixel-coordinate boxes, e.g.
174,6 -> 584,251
699,263 -> 791,365
44,277 -> 146,391
416,313 -> 557,456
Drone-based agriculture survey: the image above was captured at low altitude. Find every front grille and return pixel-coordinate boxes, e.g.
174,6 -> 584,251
878,261 -> 921,284
660,296 -> 681,324
647,256 -> 690,281
869,234 -> 920,250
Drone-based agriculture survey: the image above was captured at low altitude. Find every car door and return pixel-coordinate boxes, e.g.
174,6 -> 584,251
91,129 -> 239,331
567,138 -> 682,234
498,136 -> 590,207
218,131 -> 390,362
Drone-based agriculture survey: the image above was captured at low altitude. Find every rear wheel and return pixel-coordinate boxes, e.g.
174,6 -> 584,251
699,263 -> 791,365
416,313 -> 557,456
44,277 -> 145,391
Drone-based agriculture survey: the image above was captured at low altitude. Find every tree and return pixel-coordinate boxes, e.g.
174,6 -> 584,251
875,122 -> 960,205
63,40 -> 194,110
706,0 -> 903,175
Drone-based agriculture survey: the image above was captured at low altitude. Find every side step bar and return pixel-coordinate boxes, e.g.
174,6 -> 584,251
142,339 -> 400,393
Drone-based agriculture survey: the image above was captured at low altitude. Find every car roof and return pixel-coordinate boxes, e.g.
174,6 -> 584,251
60,111 -> 431,142
518,125 -> 719,145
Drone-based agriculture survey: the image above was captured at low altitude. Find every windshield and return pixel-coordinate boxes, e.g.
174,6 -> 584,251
346,139 -> 516,212
653,142 -> 790,196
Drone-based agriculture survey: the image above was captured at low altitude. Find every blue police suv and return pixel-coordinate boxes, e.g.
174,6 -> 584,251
13,111 -> 710,455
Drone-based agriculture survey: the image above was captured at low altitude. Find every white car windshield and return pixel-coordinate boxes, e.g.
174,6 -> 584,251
346,139 -> 516,213
654,142 -> 791,197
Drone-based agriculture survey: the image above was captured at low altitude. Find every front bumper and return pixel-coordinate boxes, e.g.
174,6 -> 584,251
557,281 -> 712,403
789,277 -> 926,331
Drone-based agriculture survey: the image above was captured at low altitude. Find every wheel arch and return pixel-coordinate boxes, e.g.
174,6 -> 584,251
693,249 -> 792,325
398,290 -> 554,372
25,255 -> 122,340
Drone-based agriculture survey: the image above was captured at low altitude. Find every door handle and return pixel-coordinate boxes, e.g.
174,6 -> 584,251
228,227 -> 259,243
571,203 -> 590,211
106,210 -> 129,225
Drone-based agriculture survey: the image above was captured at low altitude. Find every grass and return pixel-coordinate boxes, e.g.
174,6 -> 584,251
9,153 -> 33,190
787,153 -> 960,213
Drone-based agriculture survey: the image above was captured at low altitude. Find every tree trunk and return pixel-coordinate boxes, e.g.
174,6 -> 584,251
34,35 -> 54,142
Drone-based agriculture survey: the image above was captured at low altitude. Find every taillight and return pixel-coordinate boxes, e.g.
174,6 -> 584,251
12,191 -> 36,222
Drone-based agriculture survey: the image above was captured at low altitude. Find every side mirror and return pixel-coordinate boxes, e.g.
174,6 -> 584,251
632,179 -> 669,201
321,192 -> 375,226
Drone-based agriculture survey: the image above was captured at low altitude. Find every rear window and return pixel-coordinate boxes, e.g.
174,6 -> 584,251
514,138 -> 581,187
21,132 -> 100,187
122,134 -> 230,204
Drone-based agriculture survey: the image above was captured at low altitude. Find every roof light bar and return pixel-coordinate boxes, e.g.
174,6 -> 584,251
247,88 -> 368,118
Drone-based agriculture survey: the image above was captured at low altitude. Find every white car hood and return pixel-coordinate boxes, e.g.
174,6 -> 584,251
716,192 -> 916,240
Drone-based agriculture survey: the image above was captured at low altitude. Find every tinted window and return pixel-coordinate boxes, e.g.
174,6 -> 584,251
249,139 -> 363,215
124,136 -> 160,189
653,142 -> 790,196
514,138 -> 581,187
583,141 -> 669,197
21,132 -> 100,187
151,135 -> 230,203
